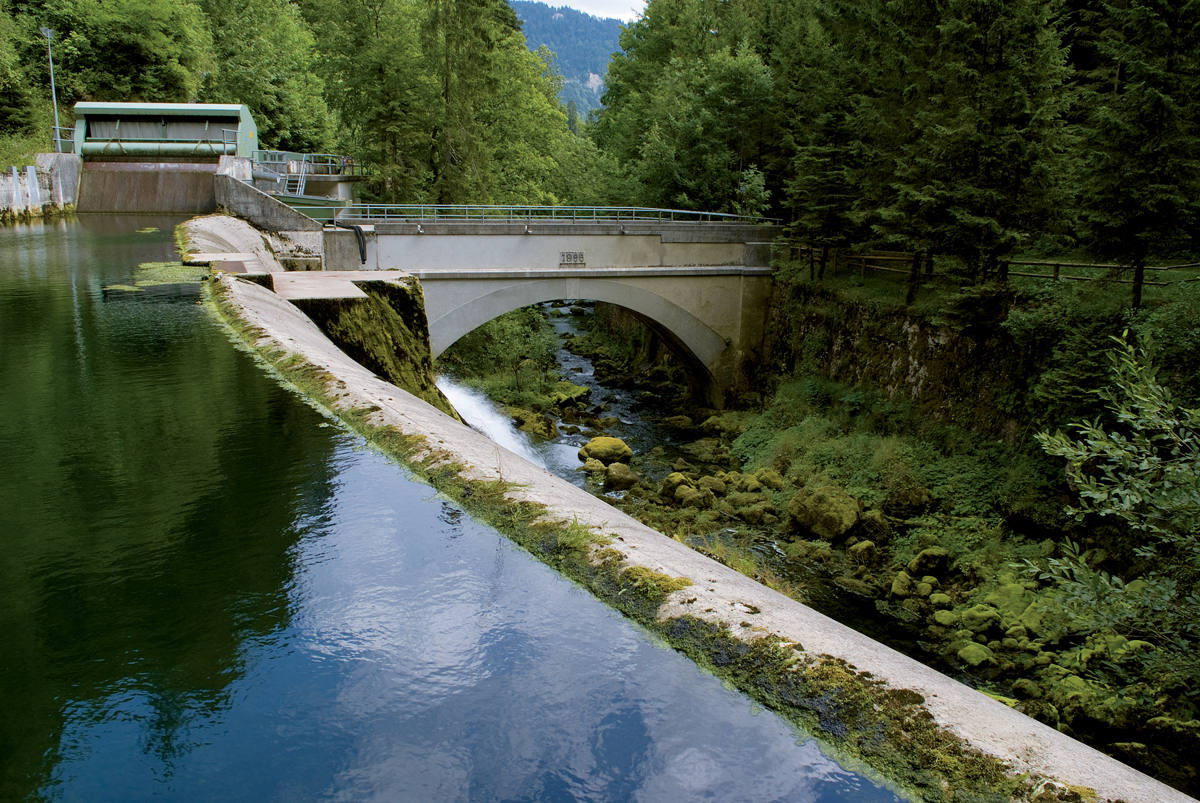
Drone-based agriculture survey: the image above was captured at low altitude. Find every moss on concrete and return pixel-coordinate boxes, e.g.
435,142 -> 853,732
289,279 -> 459,419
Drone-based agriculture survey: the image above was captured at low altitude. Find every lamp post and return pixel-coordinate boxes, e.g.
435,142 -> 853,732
39,27 -> 61,153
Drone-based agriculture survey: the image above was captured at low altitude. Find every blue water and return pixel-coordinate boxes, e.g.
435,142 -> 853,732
0,217 -> 904,802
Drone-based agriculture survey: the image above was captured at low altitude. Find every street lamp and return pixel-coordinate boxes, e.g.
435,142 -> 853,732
39,27 -> 61,153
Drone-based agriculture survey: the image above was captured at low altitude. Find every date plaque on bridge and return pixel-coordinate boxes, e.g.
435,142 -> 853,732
559,251 -> 585,267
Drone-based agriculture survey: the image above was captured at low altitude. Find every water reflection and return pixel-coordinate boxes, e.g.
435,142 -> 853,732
1,219 -> 904,803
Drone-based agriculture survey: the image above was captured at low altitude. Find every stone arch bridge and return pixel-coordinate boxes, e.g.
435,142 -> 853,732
211,189 -> 780,404
326,215 -> 777,404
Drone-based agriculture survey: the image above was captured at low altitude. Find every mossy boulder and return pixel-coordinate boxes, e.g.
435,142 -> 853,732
933,610 -> 960,627
961,604 -> 1003,633
752,468 -> 787,491
660,415 -> 694,429
698,476 -> 726,495
605,462 -> 640,491
551,380 -> 591,405
906,547 -> 949,577
848,540 -> 876,563
512,411 -> 558,441
738,474 -> 763,493
578,436 -> 633,466
835,576 -> 877,596
1017,601 -> 1048,637
891,571 -> 915,598
580,457 -> 606,473
983,583 -> 1034,619
659,472 -> 693,502
675,485 -> 715,509
859,508 -> 893,541
929,592 -> 953,608
957,642 -> 997,667
787,485 -> 860,540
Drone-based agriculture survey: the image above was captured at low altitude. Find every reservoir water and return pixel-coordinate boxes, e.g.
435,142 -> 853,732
0,218 -> 905,802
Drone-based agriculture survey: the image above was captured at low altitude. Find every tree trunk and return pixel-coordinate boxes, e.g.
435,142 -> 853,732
905,250 -> 922,305
818,244 -> 829,280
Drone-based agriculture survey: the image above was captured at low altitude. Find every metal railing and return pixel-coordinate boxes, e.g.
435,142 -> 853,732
253,150 -> 365,177
52,125 -> 74,153
329,205 -> 777,224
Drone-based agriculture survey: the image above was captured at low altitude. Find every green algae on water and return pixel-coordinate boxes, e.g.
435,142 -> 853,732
103,262 -> 206,292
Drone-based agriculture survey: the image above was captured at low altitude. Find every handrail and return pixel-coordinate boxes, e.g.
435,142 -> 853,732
52,125 -> 74,153
328,204 -> 778,224
253,150 -> 365,177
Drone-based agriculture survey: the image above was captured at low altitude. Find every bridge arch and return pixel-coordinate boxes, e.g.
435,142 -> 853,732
426,278 -> 729,397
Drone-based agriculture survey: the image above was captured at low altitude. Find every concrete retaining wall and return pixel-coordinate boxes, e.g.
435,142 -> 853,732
77,162 -> 218,214
214,173 -> 323,232
1,154 -> 80,216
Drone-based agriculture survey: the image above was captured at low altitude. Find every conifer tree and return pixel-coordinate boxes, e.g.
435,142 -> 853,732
845,0 -> 1071,278
1073,0 -> 1200,308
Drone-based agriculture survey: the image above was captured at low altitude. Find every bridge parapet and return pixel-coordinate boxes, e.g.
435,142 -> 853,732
330,203 -> 775,225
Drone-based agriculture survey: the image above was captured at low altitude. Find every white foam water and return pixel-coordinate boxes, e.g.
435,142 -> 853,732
436,376 -> 547,468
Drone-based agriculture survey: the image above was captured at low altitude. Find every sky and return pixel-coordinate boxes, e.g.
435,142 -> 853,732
541,0 -> 645,22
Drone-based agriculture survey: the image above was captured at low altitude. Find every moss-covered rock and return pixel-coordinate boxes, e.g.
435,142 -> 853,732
929,592 -> 953,608
675,485 -> 715,509
290,279 -> 458,419
659,472 -> 693,502
578,436 -> 633,465
891,571 -> 915,598
605,462 -> 640,491
551,380 -> 591,405
580,457 -> 606,473
957,642 -> 997,667
848,539 -> 876,563
698,475 -> 726,495
787,485 -> 860,540
962,604 -> 1003,633
933,609 -> 960,627
906,547 -> 949,577
752,468 -> 787,491
983,583 -> 1034,619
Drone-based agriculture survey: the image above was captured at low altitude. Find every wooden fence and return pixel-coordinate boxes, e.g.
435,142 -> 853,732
781,243 -> 1200,302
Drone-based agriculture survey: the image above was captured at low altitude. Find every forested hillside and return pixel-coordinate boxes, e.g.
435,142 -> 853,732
0,0 -> 620,204
510,0 -> 622,115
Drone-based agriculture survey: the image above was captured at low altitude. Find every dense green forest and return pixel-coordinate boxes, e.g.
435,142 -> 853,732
510,0 -> 622,115
5,0 -> 1198,281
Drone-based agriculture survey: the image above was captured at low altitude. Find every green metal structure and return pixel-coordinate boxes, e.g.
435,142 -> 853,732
71,102 -> 258,158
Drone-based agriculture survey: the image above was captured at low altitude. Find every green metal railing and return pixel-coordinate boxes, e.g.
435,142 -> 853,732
325,205 -> 777,224
253,150 -> 365,177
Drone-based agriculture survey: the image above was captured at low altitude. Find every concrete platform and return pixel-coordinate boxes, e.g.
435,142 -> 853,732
271,270 -> 410,300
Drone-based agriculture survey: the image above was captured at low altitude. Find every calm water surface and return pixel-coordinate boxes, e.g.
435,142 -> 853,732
0,218 -> 905,802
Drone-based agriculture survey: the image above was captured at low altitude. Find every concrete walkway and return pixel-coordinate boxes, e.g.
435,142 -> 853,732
213,271 -> 1195,803
271,270 -> 411,300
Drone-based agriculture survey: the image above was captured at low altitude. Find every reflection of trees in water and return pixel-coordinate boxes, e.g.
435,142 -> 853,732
0,221 -> 342,799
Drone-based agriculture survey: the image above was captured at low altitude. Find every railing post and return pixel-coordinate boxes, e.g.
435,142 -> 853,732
1053,263 -> 1060,281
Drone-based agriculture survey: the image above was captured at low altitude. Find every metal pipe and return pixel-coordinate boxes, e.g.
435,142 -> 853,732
40,28 -> 60,153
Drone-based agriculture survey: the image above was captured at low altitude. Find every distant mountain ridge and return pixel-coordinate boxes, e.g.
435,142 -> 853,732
510,0 -> 624,114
